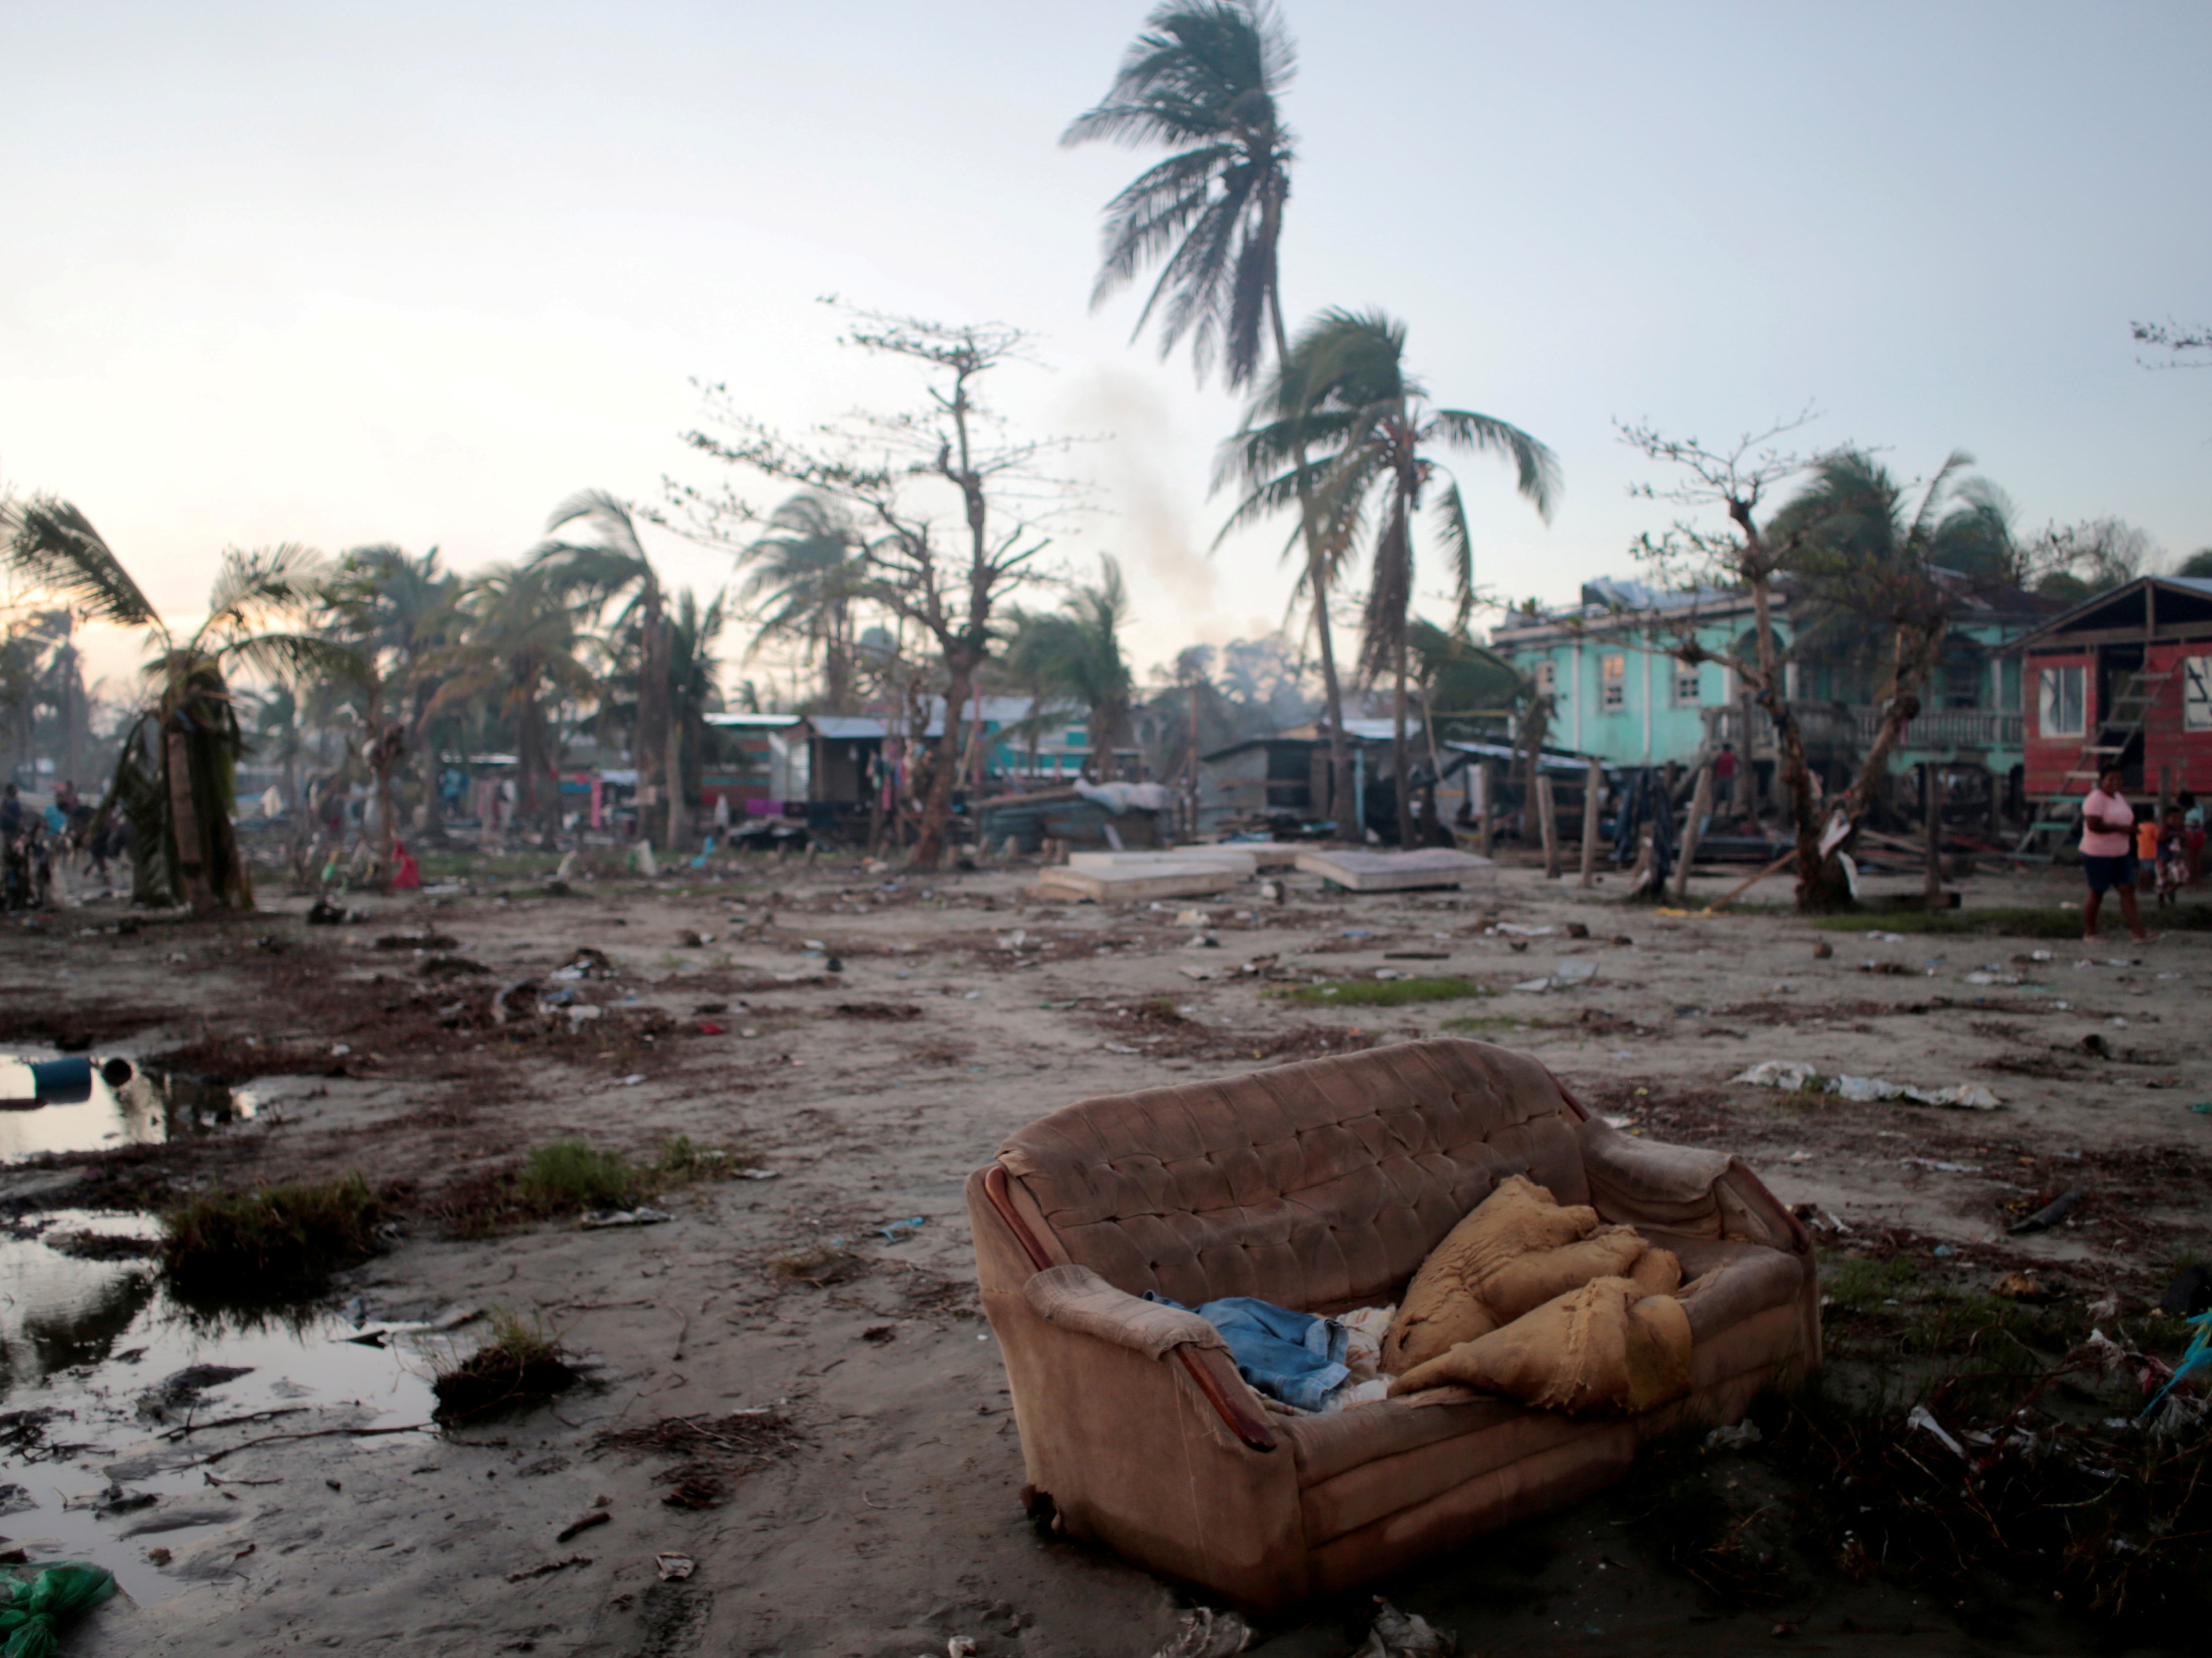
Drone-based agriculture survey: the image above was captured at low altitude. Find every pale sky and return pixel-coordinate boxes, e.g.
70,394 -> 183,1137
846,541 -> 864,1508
5,2 -> 2207,700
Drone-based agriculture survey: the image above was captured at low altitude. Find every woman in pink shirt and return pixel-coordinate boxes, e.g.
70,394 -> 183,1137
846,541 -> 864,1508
2079,765 -> 2152,943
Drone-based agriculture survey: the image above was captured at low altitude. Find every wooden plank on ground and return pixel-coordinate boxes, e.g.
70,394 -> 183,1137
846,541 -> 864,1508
1293,847 -> 1494,892
1068,848 -> 1261,878
1034,862 -> 1240,902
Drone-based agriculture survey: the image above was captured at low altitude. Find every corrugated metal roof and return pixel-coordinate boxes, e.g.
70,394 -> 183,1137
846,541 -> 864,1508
809,716 -> 888,739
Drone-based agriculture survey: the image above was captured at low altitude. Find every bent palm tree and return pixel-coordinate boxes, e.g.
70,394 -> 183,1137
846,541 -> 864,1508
1220,309 -> 1558,844
2,495 -> 355,911
1067,2 -> 1361,828
531,491 -> 682,847
735,493 -> 867,713
1770,450 -> 2015,902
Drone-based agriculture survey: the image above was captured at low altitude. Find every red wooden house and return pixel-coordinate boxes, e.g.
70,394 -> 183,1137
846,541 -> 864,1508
2010,575 -> 2212,844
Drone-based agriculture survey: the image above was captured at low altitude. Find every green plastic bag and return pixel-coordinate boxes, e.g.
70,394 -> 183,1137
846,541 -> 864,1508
0,1564 -> 117,1658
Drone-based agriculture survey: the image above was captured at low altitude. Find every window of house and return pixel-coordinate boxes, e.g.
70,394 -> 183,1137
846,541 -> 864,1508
1534,660 -> 1556,695
2185,656 -> 2212,730
1064,728 -> 1087,747
2038,665 -> 2086,738
1601,654 -> 1626,710
1673,660 -> 1701,705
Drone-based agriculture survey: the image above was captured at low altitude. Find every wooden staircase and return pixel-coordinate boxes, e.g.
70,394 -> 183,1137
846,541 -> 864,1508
2014,667 -> 2174,857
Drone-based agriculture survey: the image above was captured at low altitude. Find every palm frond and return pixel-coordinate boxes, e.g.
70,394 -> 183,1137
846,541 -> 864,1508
1428,410 -> 1561,521
1431,479 -> 1479,624
2,495 -> 159,631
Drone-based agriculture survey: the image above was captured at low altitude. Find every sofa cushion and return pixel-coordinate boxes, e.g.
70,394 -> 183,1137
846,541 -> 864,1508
997,1040 -> 1591,1311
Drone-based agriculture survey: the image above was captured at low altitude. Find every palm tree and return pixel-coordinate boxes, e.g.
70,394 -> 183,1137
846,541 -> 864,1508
735,493 -> 866,712
1002,557 -> 1137,780
2,495 -> 355,911
1769,450 -> 2015,902
1067,2 -> 1364,828
325,545 -> 462,874
666,588 -> 728,813
427,566 -> 598,838
530,491 -> 682,847
1219,309 -> 1557,844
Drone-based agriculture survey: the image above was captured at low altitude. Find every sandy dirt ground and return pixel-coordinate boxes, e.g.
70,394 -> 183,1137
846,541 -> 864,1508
3,848 -> 2207,1657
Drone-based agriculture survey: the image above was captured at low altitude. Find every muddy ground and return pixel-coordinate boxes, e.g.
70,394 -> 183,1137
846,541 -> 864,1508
2,847 -> 2207,1657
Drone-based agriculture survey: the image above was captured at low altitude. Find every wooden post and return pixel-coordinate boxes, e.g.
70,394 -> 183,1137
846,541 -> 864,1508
1578,758 -> 1603,888
1537,774 -> 1561,878
1670,764 -> 1713,900
1923,763 -> 1945,904
1477,761 -> 1495,857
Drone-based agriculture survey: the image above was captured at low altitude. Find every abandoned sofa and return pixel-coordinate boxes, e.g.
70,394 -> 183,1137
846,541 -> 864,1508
965,1037 -> 1818,1608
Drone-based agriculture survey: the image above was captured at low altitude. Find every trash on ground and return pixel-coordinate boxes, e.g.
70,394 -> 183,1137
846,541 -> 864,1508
554,947 -> 616,981
1149,1605 -> 1256,1658
580,1206 -> 673,1229
1992,1270 -> 2054,1302
654,1552 -> 695,1581
554,1509 -> 610,1544
2008,1188 -> 2084,1235
0,1561 -> 117,1651
1704,1420 -> 1762,1451
1907,1402 -> 1967,1459
1353,1598 -> 1458,1657
1729,1061 -> 2000,1110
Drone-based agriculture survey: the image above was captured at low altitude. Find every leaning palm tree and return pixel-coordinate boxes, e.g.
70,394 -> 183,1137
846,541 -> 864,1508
735,492 -> 867,713
1769,450 -> 2015,905
529,491 -> 681,847
1066,2 -> 1363,828
1219,310 -> 1558,844
1001,557 -> 1136,780
2,495 -> 356,911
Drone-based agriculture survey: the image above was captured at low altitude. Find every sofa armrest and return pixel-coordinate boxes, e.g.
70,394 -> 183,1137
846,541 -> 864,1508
1578,1117 -> 1811,1258
1022,1265 -> 1227,1360
1578,1117 -> 1731,1232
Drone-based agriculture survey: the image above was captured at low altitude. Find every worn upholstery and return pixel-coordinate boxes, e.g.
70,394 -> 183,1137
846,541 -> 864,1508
969,1037 -> 1818,1608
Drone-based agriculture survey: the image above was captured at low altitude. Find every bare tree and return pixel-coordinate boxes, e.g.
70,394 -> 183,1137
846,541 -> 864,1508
1617,413 -> 1833,907
665,311 -> 1071,869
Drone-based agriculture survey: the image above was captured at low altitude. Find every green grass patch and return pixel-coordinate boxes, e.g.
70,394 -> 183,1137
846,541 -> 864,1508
160,1173 -> 382,1296
1274,976 -> 1493,1008
437,1135 -> 758,1239
431,1308 -> 576,1423
515,1140 -> 651,1214
1811,900 -> 2212,938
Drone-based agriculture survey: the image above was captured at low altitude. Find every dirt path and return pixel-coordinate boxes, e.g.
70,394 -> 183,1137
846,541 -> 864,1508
3,851 -> 2206,1655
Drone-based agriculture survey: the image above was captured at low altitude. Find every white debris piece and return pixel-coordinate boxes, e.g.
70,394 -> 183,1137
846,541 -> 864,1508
1730,1062 -> 2000,1110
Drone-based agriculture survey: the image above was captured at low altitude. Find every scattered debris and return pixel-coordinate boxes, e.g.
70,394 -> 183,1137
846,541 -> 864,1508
579,1206 -> 674,1229
654,1552 -> 695,1581
1353,1598 -> 1457,1657
2008,1188 -> 2084,1235
1150,1606 -> 1256,1657
507,1554 -> 594,1583
554,1509 -> 611,1544
1729,1061 -> 2000,1110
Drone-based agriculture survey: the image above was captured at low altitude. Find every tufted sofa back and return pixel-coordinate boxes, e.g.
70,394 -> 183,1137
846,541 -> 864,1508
995,1038 -> 1590,1313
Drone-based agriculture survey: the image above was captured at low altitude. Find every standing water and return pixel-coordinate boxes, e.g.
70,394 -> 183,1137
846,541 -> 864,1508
1,1049 -> 445,1607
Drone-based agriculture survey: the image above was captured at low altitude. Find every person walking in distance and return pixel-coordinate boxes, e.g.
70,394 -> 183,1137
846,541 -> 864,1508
2079,765 -> 2152,944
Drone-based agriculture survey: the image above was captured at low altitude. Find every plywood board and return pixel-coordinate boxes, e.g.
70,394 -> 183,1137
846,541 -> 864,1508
1069,848 -> 1259,879
1293,847 -> 1495,891
1033,861 -> 1240,902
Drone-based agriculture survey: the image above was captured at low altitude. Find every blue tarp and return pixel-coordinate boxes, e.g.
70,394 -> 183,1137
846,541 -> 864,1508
1147,1293 -> 1349,1411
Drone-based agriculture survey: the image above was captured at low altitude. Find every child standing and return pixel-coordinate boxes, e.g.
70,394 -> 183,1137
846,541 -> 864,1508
2156,805 -> 2189,909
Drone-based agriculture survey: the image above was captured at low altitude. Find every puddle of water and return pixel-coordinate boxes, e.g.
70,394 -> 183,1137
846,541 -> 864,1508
0,1047 -> 258,1164
1,1211 -> 441,1607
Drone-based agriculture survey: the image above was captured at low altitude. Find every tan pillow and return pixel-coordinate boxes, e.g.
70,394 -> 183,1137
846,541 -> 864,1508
1381,1175 -> 1683,1374
1387,1276 -> 1693,1415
